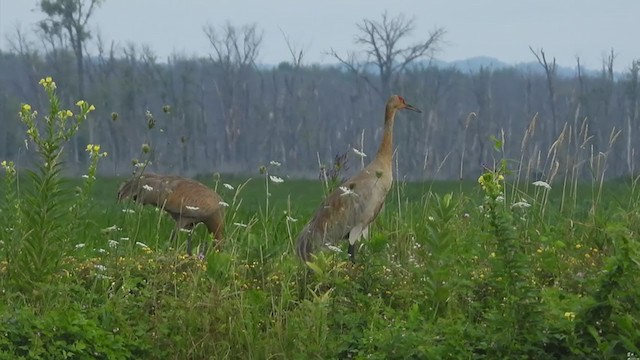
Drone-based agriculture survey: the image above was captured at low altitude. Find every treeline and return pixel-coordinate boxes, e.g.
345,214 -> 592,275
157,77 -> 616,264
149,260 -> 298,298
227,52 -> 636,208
0,45 -> 639,181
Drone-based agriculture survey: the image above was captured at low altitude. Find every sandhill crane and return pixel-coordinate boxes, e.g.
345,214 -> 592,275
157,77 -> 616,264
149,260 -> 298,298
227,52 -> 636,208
117,173 -> 225,256
296,95 -> 421,263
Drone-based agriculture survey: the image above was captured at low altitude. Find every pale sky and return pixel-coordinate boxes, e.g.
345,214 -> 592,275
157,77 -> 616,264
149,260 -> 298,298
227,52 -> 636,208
0,0 -> 638,72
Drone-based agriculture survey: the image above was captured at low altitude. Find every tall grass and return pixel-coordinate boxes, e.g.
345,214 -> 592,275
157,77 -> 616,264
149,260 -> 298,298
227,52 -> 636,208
0,78 -> 638,359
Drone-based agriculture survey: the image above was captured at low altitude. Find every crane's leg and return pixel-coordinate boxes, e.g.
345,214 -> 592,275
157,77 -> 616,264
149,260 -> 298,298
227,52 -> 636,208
348,225 -> 363,263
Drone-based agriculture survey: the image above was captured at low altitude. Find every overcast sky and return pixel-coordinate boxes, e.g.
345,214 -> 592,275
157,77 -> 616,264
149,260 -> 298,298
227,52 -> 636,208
0,0 -> 637,72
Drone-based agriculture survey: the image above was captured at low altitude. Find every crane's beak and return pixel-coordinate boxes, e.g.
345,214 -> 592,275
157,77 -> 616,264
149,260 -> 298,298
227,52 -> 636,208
404,103 -> 422,113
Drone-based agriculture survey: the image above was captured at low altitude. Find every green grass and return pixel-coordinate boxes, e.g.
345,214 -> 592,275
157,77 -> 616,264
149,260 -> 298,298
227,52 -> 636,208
1,77 -> 639,359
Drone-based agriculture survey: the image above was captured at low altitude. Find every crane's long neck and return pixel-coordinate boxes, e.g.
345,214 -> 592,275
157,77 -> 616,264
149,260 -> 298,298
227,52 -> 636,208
375,105 -> 396,162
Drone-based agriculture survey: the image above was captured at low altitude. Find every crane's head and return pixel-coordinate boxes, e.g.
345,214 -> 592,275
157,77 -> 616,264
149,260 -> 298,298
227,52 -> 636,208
388,95 -> 422,113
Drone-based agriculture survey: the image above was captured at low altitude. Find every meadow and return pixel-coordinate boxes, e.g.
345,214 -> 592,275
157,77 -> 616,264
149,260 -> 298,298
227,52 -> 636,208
1,79 -> 639,359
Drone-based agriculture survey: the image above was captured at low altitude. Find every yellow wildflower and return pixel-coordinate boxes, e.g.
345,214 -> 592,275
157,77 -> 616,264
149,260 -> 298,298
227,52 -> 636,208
564,312 -> 576,321
76,100 -> 86,107
21,103 -> 31,112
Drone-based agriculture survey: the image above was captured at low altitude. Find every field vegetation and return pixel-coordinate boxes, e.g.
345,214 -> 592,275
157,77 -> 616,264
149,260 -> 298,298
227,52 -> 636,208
1,79 -> 639,359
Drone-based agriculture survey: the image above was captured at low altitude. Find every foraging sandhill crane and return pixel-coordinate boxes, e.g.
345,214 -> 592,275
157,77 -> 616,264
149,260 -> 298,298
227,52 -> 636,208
296,95 -> 421,262
117,173 -> 225,256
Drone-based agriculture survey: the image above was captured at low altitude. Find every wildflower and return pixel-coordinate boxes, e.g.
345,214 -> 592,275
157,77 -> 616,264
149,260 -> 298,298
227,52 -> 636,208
81,174 -> 89,179
141,143 -> 151,153
564,312 -> 576,321
136,241 -> 149,249
532,180 -> 552,190
76,100 -> 86,107
142,184 -> 154,191
108,240 -> 118,248
575,244 -> 582,249
65,110 -> 73,117
223,183 -> 234,190
428,216 -> 435,222
75,243 -> 86,249
269,175 -> 284,183
218,201 -> 229,207
119,237 -> 129,241
96,248 -> 107,253
234,222 -> 248,228
511,200 -> 531,209
352,148 -> 367,158
497,174 -> 505,181
325,243 -> 343,253
122,209 -> 135,213
102,225 -> 121,232
489,252 -> 496,258
21,103 -> 31,112
270,160 -> 281,167
185,205 -> 200,211
495,195 -> 505,203
286,215 -> 298,222
95,274 -> 111,280
339,186 -> 358,197
94,264 -> 107,271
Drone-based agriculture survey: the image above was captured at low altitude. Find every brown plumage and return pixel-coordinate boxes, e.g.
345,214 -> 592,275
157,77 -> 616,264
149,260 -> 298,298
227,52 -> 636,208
117,173 -> 225,255
296,95 -> 421,263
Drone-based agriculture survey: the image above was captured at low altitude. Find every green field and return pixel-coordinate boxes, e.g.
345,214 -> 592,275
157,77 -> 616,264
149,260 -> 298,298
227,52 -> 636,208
1,80 -> 640,359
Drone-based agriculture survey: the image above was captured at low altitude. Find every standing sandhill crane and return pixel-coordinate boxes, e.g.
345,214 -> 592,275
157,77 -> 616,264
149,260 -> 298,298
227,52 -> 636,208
296,95 -> 421,263
117,173 -> 225,256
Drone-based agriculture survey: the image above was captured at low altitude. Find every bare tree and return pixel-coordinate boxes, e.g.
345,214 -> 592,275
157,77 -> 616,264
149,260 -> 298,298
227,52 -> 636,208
39,0 -> 103,98
529,47 -> 558,137
204,22 -> 263,164
331,12 -> 445,99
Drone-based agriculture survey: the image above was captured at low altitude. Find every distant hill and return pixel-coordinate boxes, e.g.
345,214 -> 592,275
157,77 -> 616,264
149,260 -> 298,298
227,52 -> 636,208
431,56 -> 604,78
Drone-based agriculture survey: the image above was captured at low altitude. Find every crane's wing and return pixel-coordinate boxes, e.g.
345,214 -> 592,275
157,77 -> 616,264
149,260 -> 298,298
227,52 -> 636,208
296,175 -> 384,261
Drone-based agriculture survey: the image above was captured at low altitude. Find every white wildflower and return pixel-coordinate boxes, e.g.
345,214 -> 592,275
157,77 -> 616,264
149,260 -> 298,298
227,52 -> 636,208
496,195 -> 505,203
428,216 -> 435,221
269,175 -> 284,183
179,228 -> 192,233
185,205 -> 200,211
218,201 -> 229,207
119,237 -> 129,241
134,162 -> 145,168
269,160 -> 281,167
95,274 -> 111,280
107,240 -> 118,248
352,148 -> 367,158
142,184 -> 154,191
136,241 -> 149,249
94,264 -> 107,271
325,243 -> 343,253
223,183 -> 234,190
512,200 -> 532,209
81,174 -> 89,179
96,248 -> 107,253
75,243 -> 86,249
102,225 -> 121,232
122,208 -> 135,213
233,222 -> 248,228
286,215 -> 298,222
532,180 -> 552,190
339,186 -> 358,197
